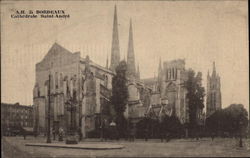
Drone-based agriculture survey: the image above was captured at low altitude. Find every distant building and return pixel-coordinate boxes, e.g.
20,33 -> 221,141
1,103 -> 33,130
206,62 -> 222,117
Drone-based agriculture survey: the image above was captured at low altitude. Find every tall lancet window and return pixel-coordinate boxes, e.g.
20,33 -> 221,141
104,75 -> 108,87
70,78 -> 73,97
37,85 -> 40,97
168,69 -> 171,80
55,72 -> 58,89
166,70 -> 168,80
50,74 -> 54,93
60,73 -> 63,88
172,68 -> 174,80
63,76 -> 68,97
175,68 -> 177,79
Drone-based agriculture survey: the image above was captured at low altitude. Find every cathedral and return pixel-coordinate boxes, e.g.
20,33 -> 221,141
33,5 -> 208,137
33,5 -> 150,137
206,62 -> 222,117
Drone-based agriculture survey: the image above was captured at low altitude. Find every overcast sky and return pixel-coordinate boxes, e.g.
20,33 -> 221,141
1,0 -> 248,113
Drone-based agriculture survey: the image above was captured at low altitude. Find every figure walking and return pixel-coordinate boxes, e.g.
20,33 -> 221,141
59,127 -> 64,141
22,128 -> 26,140
52,128 -> 56,140
78,128 -> 82,141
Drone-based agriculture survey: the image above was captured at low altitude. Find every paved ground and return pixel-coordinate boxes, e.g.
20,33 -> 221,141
25,142 -> 124,150
2,136 -> 250,157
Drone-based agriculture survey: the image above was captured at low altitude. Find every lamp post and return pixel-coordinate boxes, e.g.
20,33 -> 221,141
46,74 -> 52,143
65,90 -> 78,144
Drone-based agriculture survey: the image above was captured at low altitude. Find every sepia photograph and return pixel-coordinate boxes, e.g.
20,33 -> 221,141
1,0 -> 249,157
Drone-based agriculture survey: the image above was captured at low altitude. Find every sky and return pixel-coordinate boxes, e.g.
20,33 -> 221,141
1,0 -> 249,113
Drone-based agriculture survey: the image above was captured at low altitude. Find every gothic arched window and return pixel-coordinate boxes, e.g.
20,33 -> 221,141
168,69 -> 171,80
55,72 -> 58,89
60,73 -> 63,87
37,85 -> 40,97
104,75 -> 108,87
172,68 -> 174,80
50,74 -> 54,92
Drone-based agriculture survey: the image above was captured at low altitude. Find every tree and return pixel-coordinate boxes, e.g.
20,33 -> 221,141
111,60 -> 129,137
206,104 -> 248,137
161,115 -> 184,138
185,69 -> 205,136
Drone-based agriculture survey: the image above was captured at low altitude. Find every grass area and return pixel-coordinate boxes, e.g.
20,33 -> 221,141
2,136 -> 250,157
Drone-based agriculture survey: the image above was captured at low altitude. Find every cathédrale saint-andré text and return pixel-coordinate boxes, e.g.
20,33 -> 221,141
40,14 -> 70,18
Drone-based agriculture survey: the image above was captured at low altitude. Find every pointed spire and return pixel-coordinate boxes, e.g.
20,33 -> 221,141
127,18 -> 136,79
110,5 -> 120,72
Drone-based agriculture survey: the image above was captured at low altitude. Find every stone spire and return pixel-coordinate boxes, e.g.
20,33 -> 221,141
127,18 -> 136,79
110,5 -> 120,72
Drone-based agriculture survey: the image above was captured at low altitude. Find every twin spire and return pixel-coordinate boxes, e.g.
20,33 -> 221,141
109,5 -> 140,80
127,19 -> 137,79
109,5 -> 120,72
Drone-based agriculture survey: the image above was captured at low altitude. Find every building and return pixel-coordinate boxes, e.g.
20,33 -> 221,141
109,5 -> 150,124
33,5 -> 151,136
33,5 -> 208,137
33,43 -> 114,137
1,103 -> 33,134
142,59 -> 189,123
206,62 -> 222,117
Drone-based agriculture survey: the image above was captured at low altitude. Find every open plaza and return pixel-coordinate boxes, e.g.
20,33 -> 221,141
2,136 -> 250,158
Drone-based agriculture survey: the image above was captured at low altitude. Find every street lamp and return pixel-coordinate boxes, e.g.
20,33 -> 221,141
65,90 -> 78,144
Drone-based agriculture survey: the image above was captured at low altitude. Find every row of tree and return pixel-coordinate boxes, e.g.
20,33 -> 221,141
205,104 -> 248,137
185,69 -> 205,137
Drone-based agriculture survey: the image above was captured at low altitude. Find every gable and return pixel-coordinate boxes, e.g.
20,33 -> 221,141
36,43 -> 80,71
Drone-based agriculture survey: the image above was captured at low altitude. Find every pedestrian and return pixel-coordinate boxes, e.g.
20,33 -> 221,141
129,123 -> 136,142
52,128 -> 56,140
78,128 -> 82,141
33,130 -> 37,138
103,119 -> 108,141
144,127 -> 149,141
22,128 -> 26,140
132,124 -> 136,141
211,132 -> 215,141
166,131 -> 171,142
58,127 -> 64,141
109,120 -> 116,140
